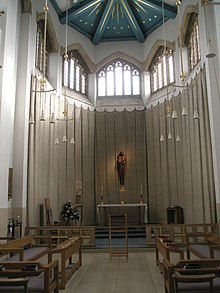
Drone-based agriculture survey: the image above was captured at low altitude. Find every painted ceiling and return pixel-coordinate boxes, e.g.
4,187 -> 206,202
50,0 -> 177,45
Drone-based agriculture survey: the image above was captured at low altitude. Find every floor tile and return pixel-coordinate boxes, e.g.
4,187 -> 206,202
63,251 -> 164,293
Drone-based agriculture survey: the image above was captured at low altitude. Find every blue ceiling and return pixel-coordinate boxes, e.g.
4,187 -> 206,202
50,0 -> 177,45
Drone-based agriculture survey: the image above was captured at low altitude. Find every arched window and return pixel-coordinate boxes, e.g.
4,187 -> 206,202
97,60 -> 141,97
63,50 -> 88,95
184,13 -> 201,71
35,23 -> 49,76
149,47 -> 174,93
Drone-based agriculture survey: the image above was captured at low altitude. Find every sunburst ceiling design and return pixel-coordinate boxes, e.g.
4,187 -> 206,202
50,0 -> 177,45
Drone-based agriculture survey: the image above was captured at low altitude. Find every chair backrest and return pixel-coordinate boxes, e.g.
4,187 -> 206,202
0,277 -> 29,293
173,273 -> 215,293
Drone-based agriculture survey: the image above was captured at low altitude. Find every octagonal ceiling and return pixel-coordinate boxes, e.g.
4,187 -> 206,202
50,0 -> 177,45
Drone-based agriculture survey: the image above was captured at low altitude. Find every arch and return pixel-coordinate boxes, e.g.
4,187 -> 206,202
36,12 -> 59,54
60,43 -> 94,73
95,52 -> 144,73
144,39 -> 175,71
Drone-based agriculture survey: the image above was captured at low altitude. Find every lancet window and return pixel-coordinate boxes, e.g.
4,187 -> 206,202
185,13 -> 201,71
63,50 -> 88,95
150,46 -> 174,93
97,60 -> 141,97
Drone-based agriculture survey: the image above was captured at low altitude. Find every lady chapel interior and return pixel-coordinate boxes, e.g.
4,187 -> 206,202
2,0 -> 220,292
1,0 -> 220,259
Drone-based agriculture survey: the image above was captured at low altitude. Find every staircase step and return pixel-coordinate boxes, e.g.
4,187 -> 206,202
95,226 -> 146,239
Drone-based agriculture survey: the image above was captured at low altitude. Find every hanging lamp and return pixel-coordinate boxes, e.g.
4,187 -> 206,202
55,0 -> 75,145
204,0 -> 216,58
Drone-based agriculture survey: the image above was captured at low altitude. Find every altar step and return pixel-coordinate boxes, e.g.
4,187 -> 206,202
96,226 -> 146,238
94,226 -> 146,249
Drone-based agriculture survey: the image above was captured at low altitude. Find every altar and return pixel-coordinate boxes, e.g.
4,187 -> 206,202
97,203 -> 148,224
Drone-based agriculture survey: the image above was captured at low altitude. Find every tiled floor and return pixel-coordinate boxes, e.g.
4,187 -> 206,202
62,250 -> 164,293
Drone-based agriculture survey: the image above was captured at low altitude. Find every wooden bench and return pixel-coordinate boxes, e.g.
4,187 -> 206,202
25,225 -> 96,247
146,223 -> 219,246
163,258 -> 220,293
186,232 -> 220,259
155,235 -> 185,273
0,260 -> 58,293
48,236 -> 82,289
0,235 -> 51,262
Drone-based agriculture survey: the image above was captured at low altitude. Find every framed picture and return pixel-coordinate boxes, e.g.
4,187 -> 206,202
8,167 -> 13,200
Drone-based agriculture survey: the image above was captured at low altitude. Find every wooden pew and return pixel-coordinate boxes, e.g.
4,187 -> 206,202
48,236 -> 82,289
155,235 -> 184,273
25,225 -> 96,247
146,223 -> 219,246
0,260 -> 59,293
163,258 -> 220,293
0,235 -> 51,261
186,232 -> 220,259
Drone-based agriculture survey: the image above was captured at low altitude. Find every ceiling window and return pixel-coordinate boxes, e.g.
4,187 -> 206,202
63,50 -> 88,95
150,47 -> 174,93
97,60 -> 141,97
185,13 -> 201,71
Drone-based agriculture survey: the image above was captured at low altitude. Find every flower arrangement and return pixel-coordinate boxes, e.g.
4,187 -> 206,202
61,200 -> 80,225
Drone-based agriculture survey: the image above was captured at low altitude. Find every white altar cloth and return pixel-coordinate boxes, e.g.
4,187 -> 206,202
97,203 -> 148,224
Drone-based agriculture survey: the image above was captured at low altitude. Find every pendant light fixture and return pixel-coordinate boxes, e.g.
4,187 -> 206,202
193,109 -> 199,119
29,0 -> 55,124
176,134 -> 181,142
168,131 -> 172,140
54,0 -> 75,145
29,113 -> 35,124
204,0 -> 216,59
172,109 -> 178,119
50,112 -> 56,123
159,111 -> 165,142
55,138 -> 59,145
160,134 -> 165,142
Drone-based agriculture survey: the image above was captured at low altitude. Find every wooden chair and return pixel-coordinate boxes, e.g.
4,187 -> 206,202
172,272 -> 216,293
0,277 -> 29,293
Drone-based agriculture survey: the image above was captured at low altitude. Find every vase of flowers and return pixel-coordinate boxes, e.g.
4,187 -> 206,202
61,200 -> 80,225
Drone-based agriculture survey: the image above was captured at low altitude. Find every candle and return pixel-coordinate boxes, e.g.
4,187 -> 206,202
140,184 -> 143,195
101,186 -> 103,197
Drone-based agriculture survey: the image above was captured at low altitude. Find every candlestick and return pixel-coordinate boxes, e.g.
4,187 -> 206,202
140,195 -> 144,204
120,186 -> 125,204
100,186 -> 104,204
